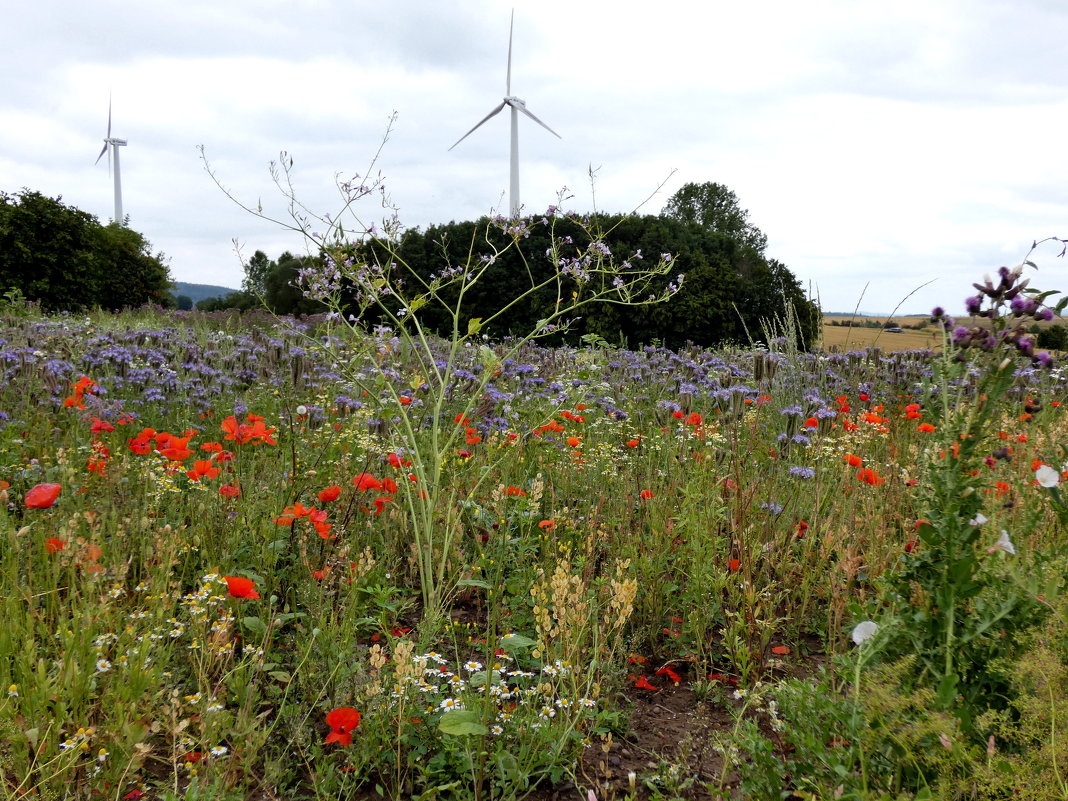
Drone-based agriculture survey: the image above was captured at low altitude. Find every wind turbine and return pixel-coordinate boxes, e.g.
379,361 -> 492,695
95,98 -> 127,224
449,10 -> 560,217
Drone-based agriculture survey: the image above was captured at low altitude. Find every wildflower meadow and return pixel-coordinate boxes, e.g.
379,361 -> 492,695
2,183 -> 1068,800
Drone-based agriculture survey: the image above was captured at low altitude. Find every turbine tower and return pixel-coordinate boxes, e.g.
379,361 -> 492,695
449,10 -> 560,217
95,99 -> 127,224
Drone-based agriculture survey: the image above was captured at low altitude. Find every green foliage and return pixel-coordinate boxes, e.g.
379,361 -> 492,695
975,624 -> 1068,799
0,189 -> 174,311
199,251 -> 326,316
1037,323 -> 1068,351
242,249 -> 271,297
352,213 -> 818,349
661,181 -> 769,256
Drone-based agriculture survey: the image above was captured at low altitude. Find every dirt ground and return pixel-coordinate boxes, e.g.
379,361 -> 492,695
529,684 -> 735,801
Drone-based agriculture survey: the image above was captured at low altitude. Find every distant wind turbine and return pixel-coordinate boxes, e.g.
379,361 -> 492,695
95,98 -> 127,224
449,10 -> 560,217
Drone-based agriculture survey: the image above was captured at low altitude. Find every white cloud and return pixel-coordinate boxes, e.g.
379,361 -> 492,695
1,0 -> 1065,314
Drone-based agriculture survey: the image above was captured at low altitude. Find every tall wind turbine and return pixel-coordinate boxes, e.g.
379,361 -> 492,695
95,99 -> 127,224
449,10 -> 560,217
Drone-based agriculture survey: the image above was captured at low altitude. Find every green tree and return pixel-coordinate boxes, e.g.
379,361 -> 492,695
662,181 -> 768,255
264,252 -> 327,316
243,249 -> 271,297
0,189 -> 173,311
350,213 -> 818,349
1037,324 -> 1068,351
91,223 -> 175,310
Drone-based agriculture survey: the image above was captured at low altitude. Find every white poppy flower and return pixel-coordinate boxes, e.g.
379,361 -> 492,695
995,529 -> 1016,555
1036,464 -> 1060,488
969,513 -> 988,526
851,620 -> 878,645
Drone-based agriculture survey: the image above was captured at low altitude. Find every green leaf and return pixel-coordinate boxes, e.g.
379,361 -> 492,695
936,672 -> 959,707
438,710 -> 488,736
468,670 -> 502,687
495,750 -> 520,782
468,317 -> 483,335
456,578 -> 490,590
241,616 -> 268,637
498,633 -> 536,653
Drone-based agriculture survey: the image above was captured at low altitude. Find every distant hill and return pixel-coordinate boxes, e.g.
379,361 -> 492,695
173,281 -> 239,305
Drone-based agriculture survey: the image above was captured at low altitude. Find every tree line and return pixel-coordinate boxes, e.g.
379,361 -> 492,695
0,190 -> 174,311
202,182 -> 820,349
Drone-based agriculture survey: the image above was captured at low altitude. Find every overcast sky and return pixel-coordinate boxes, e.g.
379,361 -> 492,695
3,0 -> 1066,315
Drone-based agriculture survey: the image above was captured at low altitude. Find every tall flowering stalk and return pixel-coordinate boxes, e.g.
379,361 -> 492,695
879,253 -> 1062,730
205,139 -> 682,623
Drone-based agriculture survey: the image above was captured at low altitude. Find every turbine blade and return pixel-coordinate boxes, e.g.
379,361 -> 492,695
515,104 -> 562,139
506,9 -> 514,96
95,142 -> 108,165
448,102 -> 507,150
106,95 -> 112,139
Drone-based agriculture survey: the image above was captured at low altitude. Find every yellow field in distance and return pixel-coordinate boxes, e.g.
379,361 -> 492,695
820,316 -> 940,352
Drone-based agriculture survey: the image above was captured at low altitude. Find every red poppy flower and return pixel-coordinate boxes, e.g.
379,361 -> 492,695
219,484 -> 241,499
856,468 -> 884,486
25,483 -> 62,509
727,558 -> 741,572
633,675 -> 657,691
656,666 -> 683,684
186,460 -> 220,482
45,537 -> 65,553
225,576 -> 260,599
771,645 -> 791,655
158,435 -> 193,461
844,454 -> 863,468
917,422 -> 936,433
566,436 -> 581,448
353,473 -> 382,492
324,707 -> 362,746
318,485 -> 342,503
127,435 -> 153,455
625,438 -> 640,447
381,477 -> 399,494
639,489 -> 654,501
